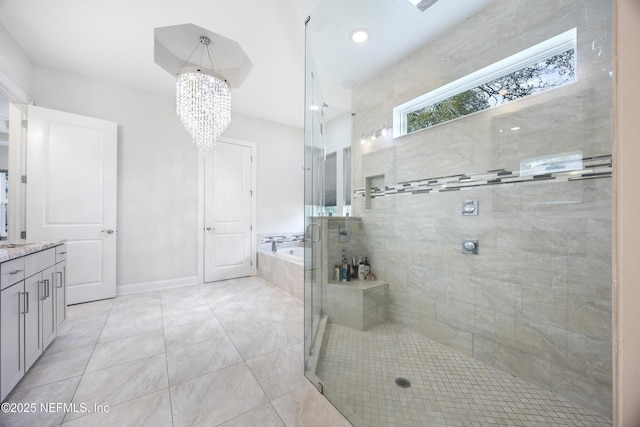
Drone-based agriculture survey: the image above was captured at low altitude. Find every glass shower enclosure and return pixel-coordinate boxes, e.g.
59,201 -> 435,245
304,1 -> 614,426
303,42 -> 326,381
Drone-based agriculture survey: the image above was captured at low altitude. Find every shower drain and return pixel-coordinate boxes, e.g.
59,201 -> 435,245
395,378 -> 411,388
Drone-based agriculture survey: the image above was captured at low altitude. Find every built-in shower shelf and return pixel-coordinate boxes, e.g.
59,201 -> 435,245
326,281 -> 388,331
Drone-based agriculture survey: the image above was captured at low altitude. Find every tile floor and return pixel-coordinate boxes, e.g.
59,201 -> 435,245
0,277 -> 352,427
316,322 -> 612,427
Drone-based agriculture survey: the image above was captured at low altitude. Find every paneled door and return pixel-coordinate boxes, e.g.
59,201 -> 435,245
204,140 -> 254,282
26,105 -> 117,304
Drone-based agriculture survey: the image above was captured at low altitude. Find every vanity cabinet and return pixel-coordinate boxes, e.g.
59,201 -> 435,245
24,254 -> 56,371
0,274 -> 25,401
0,244 -> 65,401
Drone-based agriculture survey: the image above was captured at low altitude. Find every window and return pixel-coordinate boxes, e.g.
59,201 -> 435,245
393,28 -> 577,137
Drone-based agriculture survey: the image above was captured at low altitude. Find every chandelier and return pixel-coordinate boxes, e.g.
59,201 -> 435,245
176,36 -> 231,151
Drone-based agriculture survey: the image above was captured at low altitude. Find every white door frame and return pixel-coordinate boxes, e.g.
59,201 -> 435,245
197,137 -> 257,284
7,102 -> 27,242
1,69 -> 32,242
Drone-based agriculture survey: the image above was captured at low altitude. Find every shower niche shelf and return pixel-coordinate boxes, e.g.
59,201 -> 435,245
365,174 -> 385,210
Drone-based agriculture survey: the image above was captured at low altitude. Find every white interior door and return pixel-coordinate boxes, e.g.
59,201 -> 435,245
26,105 -> 117,304
204,140 -> 254,282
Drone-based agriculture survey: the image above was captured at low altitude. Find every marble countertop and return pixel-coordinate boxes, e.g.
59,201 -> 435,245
0,241 -> 66,263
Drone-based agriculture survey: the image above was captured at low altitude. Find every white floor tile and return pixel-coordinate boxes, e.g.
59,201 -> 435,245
98,312 -> 164,342
163,318 -> 226,351
0,376 -> 81,427
215,307 -> 275,334
45,325 -> 103,355
246,343 -> 307,400
67,354 -> 168,421
229,323 -> 298,360
217,403 -> 285,427
271,381 -> 353,427
86,330 -> 165,372
16,346 -> 93,391
166,337 -> 242,385
4,275 -> 352,427
170,363 -> 268,427
61,389 -> 173,427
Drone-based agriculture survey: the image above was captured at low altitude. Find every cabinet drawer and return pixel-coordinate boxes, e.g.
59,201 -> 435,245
55,244 -> 67,263
25,248 -> 56,278
0,258 -> 25,291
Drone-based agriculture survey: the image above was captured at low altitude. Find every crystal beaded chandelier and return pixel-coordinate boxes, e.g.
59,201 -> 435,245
176,36 -> 231,151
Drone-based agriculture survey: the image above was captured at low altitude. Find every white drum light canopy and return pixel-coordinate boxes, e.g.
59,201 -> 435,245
154,24 -> 253,151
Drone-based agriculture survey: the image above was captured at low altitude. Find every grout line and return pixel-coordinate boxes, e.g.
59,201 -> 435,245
159,288 -> 176,427
59,298 -> 115,426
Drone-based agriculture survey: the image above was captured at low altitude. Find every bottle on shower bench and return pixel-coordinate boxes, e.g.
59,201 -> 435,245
358,256 -> 366,280
364,257 -> 371,278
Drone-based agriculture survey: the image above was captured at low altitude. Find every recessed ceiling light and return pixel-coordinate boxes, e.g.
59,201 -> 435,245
350,28 -> 369,44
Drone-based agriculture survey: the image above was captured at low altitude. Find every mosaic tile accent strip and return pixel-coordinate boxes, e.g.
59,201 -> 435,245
260,234 -> 305,244
354,154 -> 612,199
317,322 -> 612,427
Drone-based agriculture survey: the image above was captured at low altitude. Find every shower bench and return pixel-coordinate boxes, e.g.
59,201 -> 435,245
325,280 -> 388,331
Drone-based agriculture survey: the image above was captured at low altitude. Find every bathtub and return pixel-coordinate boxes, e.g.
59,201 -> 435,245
274,247 -> 304,265
257,245 -> 304,301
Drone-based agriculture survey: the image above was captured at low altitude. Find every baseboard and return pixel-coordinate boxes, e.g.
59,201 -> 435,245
117,276 -> 199,295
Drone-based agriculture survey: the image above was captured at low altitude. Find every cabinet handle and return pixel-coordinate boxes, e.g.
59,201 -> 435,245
40,280 -> 51,300
45,279 -> 50,298
56,271 -> 64,288
24,291 -> 29,314
9,269 -> 23,275
58,251 -> 67,255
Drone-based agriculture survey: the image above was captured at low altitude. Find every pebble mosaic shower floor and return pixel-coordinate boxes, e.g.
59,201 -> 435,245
316,322 -> 611,427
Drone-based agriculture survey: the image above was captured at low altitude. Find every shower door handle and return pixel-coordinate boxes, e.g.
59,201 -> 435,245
306,223 -> 321,243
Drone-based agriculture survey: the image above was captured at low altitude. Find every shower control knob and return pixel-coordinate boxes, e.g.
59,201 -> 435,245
462,239 -> 478,254
462,200 -> 478,216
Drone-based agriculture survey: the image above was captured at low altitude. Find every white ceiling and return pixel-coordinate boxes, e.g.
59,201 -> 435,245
0,0 -> 492,129
307,0 -> 494,113
0,0 -> 321,129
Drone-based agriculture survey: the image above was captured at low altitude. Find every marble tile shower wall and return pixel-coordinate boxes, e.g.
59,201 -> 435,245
350,0 -> 613,418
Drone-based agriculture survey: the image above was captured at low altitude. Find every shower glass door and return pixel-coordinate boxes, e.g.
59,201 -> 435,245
303,21 -> 327,386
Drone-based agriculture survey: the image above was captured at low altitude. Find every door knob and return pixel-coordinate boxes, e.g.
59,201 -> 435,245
101,229 -> 115,234
206,227 -> 215,231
